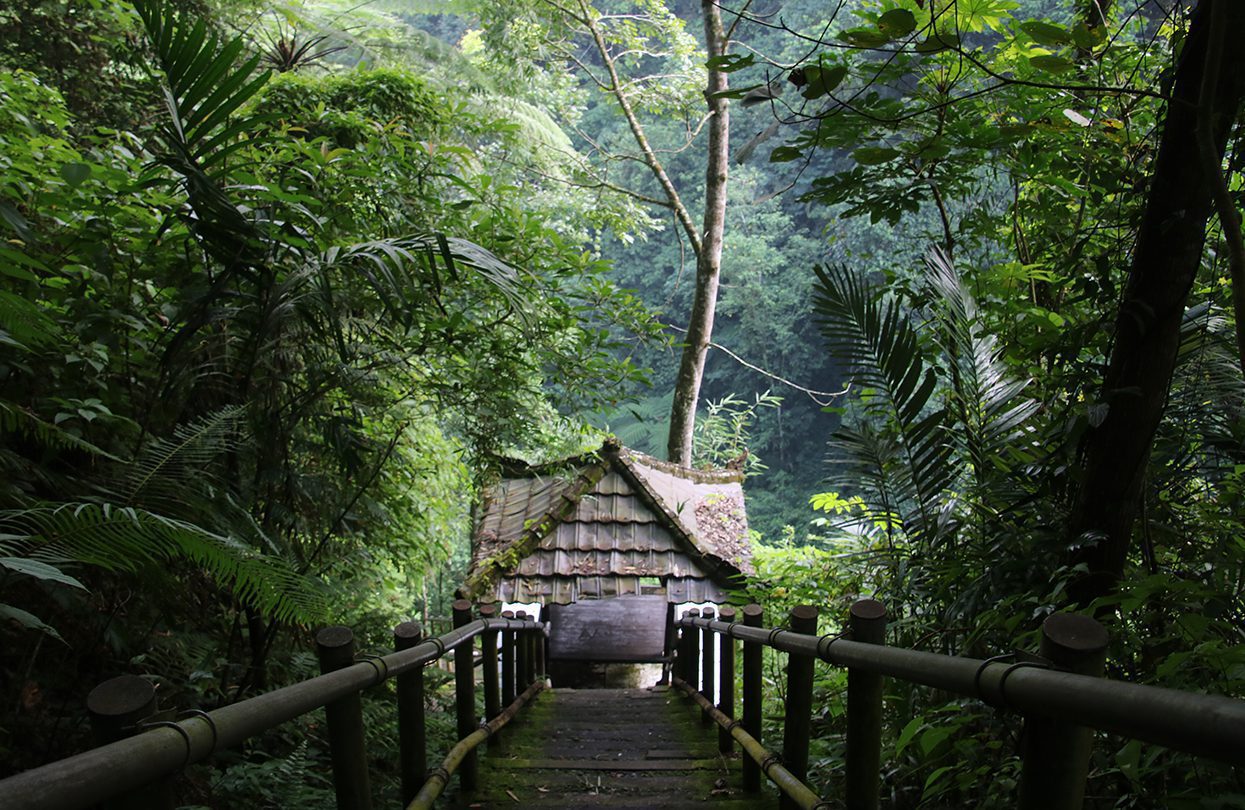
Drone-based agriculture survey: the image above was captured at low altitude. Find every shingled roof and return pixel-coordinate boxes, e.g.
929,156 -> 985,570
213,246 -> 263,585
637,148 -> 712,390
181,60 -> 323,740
463,439 -> 753,604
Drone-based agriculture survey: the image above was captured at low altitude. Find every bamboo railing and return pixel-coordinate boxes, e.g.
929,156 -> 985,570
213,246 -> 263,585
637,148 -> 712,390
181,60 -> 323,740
0,599 -> 547,810
673,600 -> 1245,810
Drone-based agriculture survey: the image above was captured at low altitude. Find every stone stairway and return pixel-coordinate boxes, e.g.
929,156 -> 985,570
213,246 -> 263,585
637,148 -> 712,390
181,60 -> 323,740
453,686 -> 780,808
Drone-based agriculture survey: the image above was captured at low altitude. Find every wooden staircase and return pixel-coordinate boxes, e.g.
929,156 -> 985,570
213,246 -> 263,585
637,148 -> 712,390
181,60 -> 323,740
454,686 -> 780,808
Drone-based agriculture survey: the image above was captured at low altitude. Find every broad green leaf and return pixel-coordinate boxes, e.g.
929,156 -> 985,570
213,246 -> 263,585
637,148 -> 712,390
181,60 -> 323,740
1029,54 -> 1075,73
896,717 -> 923,753
801,65 -> 847,100
853,146 -> 901,165
840,28 -> 892,48
1071,22 -> 1108,50
0,202 -> 32,241
769,146 -> 803,163
706,53 -> 756,73
923,764 -> 955,795
59,162 -> 92,187
0,557 -> 87,589
915,32 -> 959,53
878,9 -> 918,38
1020,20 -> 1071,46
0,604 -> 65,642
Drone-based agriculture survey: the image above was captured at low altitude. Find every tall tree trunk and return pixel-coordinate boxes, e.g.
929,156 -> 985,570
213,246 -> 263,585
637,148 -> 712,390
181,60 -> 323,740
667,0 -> 730,465
1066,0 -> 1245,604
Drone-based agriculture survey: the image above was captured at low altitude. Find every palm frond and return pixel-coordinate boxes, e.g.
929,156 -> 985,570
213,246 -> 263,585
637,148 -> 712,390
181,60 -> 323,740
132,0 -> 272,274
321,234 -> 526,327
814,262 -> 952,540
924,248 -> 1039,482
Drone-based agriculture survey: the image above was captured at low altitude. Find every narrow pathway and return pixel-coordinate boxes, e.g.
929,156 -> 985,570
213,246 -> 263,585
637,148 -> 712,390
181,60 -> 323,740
455,686 -> 778,808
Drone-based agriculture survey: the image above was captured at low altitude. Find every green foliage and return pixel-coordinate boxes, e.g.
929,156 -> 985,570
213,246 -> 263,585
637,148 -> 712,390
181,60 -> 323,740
0,0 -> 660,786
260,68 -> 444,147
692,390 -> 781,475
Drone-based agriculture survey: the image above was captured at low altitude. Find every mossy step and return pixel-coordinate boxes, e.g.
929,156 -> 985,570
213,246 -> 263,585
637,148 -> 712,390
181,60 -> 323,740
457,686 -> 750,808
486,757 -> 733,770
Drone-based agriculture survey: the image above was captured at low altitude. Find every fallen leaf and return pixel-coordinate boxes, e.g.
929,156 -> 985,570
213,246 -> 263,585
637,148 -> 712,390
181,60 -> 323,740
506,789 -> 520,802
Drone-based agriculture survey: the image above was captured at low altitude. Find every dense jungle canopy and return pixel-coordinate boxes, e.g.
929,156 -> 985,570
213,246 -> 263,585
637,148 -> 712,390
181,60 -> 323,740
2,0 -> 1244,805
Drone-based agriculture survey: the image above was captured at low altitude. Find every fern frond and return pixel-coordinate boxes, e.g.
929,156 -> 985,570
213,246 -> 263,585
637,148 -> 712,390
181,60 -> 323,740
0,402 -> 125,462
2,503 -> 326,624
321,234 -> 525,325
124,406 -> 245,504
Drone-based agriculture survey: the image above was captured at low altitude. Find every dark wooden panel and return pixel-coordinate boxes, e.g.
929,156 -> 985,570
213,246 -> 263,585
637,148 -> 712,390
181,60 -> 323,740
549,596 -> 669,662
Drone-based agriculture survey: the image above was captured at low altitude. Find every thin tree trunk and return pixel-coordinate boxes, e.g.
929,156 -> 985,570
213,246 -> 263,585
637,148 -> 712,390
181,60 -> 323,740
1066,0 -> 1245,604
581,5 -> 702,257
667,0 -> 730,465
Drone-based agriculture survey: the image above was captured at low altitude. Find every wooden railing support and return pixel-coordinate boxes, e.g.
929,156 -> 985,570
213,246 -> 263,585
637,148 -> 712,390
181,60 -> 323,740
742,603 -> 764,792
526,616 -> 539,686
451,600 -> 478,793
676,610 -> 697,684
87,675 -> 173,810
700,606 -> 716,725
501,610 -> 516,706
717,606 -> 736,754
394,621 -> 426,805
662,602 -> 676,684
684,608 -> 701,687
315,626 -> 372,810
845,599 -> 887,810
515,611 -> 531,691
1017,613 -> 1109,810
535,604 -> 547,679
781,605 -> 818,810
478,605 -> 501,750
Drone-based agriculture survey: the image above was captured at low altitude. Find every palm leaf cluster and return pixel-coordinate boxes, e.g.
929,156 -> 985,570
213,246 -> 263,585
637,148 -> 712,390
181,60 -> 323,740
813,248 -> 1041,601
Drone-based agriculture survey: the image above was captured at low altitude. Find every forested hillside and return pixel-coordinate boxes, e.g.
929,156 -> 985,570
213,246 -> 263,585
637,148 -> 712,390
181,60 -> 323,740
2,0 -> 1244,805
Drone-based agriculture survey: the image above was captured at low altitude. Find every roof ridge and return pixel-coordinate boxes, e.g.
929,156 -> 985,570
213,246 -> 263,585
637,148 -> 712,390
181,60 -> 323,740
605,448 -> 745,586
616,446 -> 744,484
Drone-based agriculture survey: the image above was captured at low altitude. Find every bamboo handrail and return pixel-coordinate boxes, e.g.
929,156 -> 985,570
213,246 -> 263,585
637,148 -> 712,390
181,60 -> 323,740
406,679 -> 546,810
671,676 -> 827,810
677,613 -> 1245,766
0,616 -> 542,810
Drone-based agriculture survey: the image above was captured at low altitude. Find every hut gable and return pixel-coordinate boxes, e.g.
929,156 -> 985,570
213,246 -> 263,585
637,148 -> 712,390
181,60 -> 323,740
464,440 -> 753,604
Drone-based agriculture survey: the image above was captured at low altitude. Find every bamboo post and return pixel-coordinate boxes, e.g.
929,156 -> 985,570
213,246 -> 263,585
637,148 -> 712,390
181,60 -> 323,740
742,603 -> 764,792
394,621 -> 426,805
316,626 -> 372,810
717,605 -> 736,754
846,599 -> 887,810
515,610 -> 531,691
700,606 -> 716,725
86,675 -> 173,810
781,605 -> 818,810
501,610 -> 516,706
479,605 -> 501,750
1017,613 -> 1109,810
451,600 -> 478,793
